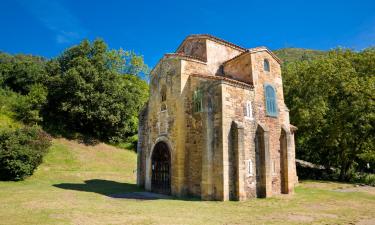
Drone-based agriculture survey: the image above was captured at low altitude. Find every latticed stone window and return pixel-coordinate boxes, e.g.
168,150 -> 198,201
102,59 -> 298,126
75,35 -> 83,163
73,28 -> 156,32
264,84 -> 277,117
247,159 -> 253,176
193,89 -> 203,113
245,101 -> 253,119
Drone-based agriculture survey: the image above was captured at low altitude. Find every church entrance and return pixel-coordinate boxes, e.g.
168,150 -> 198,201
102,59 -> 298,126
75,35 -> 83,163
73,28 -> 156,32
151,142 -> 171,195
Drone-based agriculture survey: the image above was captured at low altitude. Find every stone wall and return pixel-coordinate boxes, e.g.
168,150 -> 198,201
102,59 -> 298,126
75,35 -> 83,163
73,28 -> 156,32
251,50 -> 295,195
221,82 -> 256,200
223,53 -> 253,84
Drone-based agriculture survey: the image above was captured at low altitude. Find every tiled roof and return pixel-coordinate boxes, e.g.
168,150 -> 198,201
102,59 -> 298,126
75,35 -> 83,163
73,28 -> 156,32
150,53 -> 206,75
223,47 -> 282,65
190,73 -> 254,88
176,34 -> 247,53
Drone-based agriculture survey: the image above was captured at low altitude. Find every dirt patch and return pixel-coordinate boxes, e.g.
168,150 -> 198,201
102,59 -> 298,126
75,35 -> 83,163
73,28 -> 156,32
334,186 -> 375,195
287,214 -> 314,222
357,218 -> 375,225
300,181 -> 355,190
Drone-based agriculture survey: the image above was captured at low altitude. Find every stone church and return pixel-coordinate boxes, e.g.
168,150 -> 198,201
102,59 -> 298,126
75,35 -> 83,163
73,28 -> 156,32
137,34 -> 297,201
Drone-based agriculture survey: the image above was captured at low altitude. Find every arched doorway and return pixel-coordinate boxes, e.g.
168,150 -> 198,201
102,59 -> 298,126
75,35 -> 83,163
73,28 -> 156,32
280,128 -> 289,194
151,142 -> 171,194
255,125 -> 266,198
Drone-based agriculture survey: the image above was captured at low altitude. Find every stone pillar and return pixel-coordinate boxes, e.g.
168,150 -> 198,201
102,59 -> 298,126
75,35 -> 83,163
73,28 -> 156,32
232,121 -> 246,200
263,129 -> 272,198
201,106 -> 214,200
145,155 -> 152,191
289,125 -> 298,188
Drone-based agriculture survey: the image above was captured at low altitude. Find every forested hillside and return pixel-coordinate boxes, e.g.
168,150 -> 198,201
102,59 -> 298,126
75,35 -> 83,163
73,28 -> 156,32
274,48 -> 327,63
0,39 -> 149,180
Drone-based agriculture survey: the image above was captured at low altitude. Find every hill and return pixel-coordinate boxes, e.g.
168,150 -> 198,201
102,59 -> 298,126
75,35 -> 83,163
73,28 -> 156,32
0,138 -> 374,224
274,48 -> 327,63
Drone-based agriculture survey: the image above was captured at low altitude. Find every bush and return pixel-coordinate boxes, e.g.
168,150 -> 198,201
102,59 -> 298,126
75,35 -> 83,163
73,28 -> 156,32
351,173 -> 375,186
0,126 -> 52,180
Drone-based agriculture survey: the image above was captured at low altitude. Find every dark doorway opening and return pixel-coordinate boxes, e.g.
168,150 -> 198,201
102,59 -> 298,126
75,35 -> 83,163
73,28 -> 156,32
151,142 -> 171,195
255,126 -> 266,198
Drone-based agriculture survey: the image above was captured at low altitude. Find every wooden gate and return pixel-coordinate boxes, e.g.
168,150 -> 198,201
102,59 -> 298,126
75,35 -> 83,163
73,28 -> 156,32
151,142 -> 171,194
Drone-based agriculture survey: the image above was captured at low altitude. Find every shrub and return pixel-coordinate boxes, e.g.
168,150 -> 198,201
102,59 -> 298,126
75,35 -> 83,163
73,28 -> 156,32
0,126 -> 52,180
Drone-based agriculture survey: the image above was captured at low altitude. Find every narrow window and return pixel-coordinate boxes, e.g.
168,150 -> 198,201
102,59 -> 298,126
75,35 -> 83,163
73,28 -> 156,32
161,86 -> 167,102
264,59 -> 270,72
264,85 -> 277,117
272,160 -> 276,175
193,89 -> 203,113
160,86 -> 167,111
245,101 -> 253,119
247,159 -> 253,176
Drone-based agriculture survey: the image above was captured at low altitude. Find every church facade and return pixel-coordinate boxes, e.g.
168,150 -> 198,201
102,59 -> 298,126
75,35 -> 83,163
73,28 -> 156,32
137,34 -> 297,200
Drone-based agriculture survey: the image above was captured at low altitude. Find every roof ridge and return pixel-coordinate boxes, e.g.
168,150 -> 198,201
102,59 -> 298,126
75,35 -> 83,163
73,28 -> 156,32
223,46 -> 282,65
176,34 -> 247,52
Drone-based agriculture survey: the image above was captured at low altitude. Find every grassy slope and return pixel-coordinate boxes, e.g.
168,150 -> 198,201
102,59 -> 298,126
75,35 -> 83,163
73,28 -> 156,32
274,48 -> 327,63
0,138 -> 374,225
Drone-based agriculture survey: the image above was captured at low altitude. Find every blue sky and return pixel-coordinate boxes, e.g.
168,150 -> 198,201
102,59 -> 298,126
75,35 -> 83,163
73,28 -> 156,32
1,0 -> 374,67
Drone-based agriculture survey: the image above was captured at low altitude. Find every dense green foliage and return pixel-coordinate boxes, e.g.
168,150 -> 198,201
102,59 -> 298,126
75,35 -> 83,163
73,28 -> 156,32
282,48 -> 375,180
44,39 -> 149,142
0,52 -> 48,94
0,126 -> 52,180
274,48 -> 327,64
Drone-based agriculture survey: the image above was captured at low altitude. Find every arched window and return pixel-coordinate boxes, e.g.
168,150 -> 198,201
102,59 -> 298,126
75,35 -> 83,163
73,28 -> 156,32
265,85 -> 277,117
161,86 -> 167,102
264,59 -> 270,72
193,89 -> 203,113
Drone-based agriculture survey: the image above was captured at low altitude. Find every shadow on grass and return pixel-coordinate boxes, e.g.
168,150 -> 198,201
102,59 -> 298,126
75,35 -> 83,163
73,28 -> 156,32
53,179 -> 200,201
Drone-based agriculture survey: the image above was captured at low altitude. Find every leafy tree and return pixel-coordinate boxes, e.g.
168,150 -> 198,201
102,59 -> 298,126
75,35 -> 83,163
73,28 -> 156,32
0,53 -> 47,94
282,48 -> 375,180
13,84 -> 48,124
44,39 -> 149,142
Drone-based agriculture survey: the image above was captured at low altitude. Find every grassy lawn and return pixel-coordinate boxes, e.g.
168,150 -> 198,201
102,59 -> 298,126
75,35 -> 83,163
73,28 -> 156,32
0,138 -> 374,225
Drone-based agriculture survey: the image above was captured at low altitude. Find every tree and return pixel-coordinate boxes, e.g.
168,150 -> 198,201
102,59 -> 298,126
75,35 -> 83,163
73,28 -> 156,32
0,53 -> 47,95
44,39 -> 149,142
282,48 -> 375,180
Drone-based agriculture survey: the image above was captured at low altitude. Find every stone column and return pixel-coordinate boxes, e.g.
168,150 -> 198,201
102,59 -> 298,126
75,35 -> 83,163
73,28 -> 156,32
263,128 -> 273,198
232,121 -> 246,200
201,107 -> 214,200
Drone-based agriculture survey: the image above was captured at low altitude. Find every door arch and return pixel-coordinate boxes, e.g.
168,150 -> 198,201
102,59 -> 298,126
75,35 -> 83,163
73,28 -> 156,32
255,125 -> 267,198
151,141 -> 171,194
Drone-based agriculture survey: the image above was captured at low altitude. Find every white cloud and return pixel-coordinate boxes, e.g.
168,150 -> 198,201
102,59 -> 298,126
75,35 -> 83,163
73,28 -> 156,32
16,0 -> 88,44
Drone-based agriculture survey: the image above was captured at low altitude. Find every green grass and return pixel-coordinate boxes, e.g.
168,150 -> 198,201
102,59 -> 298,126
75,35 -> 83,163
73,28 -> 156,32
0,138 -> 374,225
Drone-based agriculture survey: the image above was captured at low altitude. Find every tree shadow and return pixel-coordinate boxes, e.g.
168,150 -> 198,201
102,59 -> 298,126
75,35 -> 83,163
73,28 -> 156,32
53,179 -> 199,201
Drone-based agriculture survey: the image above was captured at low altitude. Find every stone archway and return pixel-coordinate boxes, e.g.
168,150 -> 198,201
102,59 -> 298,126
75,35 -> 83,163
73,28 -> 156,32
255,125 -> 267,198
151,141 -> 171,195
